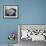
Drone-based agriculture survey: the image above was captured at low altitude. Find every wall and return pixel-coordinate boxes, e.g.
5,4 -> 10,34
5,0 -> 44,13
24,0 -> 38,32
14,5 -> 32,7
0,0 -> 46,44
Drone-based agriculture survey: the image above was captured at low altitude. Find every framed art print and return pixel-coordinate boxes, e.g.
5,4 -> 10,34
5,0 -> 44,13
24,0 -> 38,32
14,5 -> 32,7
4,5 -> 19,18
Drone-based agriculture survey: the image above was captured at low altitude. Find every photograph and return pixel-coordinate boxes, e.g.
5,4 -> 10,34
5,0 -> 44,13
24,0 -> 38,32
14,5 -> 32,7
18,24 -> 46,41
4,5 -> 18,18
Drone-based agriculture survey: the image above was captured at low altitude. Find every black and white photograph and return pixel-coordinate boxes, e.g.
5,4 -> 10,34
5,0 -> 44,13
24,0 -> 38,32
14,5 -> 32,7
4,5 -> 18,18
18,25 -> 46,41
